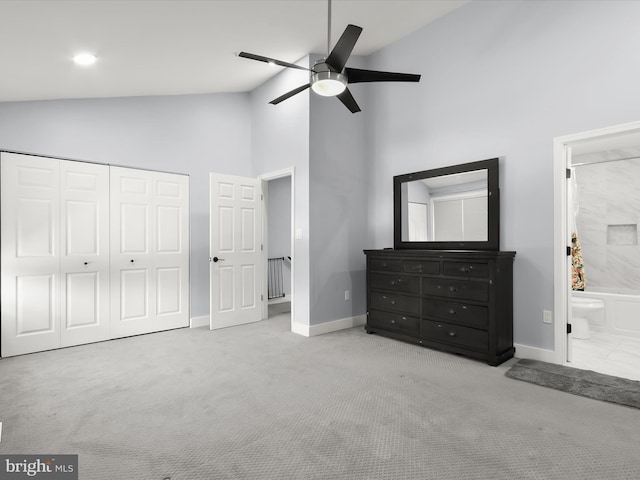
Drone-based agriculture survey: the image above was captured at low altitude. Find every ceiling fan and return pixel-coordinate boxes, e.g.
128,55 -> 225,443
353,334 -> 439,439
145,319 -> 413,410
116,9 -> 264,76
238,0 -> 421,113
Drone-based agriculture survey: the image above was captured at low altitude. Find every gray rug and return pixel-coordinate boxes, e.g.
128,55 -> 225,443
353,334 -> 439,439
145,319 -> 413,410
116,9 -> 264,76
505,358 -> 640,409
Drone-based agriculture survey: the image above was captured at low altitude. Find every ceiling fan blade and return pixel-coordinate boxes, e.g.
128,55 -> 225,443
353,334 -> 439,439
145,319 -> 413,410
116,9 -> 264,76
337,87 -> 361,113
325,24 -> 363,72
238,52 -> 310,71
270,84 -> 311,105
345,67 -> 421,84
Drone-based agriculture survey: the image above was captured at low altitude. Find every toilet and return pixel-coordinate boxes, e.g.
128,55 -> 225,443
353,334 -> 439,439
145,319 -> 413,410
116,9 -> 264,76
571,296 -> 605,339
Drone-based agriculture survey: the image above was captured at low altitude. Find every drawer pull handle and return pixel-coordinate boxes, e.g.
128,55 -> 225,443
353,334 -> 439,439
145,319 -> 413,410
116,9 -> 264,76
448,286 -> 457,292
402,316 -> 407,320
448,331 -> 457,337
390,281 -> 396,286
390,300 -> 396,305
448,309 -> 456,315
459,267 -> 469,273
390,319 -> 396,324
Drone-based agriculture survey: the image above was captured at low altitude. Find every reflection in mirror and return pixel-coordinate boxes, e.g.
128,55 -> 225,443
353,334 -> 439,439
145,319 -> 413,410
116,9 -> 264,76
401,170 -> 488,242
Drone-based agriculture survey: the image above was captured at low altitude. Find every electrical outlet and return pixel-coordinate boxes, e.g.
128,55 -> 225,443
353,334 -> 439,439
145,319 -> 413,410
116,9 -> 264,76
543,310 -> 553,324
345,290 -> 351,301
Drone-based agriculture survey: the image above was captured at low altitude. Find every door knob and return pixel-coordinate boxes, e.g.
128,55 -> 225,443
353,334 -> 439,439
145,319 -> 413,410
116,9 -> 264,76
212,256 -> 225,263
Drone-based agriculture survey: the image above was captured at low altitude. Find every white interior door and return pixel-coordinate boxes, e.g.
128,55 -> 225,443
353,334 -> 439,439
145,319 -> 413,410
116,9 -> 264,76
210,173 -> 263,330
110,166 -> 189,338
60,160 -> 111,347
1,153 -> 61,356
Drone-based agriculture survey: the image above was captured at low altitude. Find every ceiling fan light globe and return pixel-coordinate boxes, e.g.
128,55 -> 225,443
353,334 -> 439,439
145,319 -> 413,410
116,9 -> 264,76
311,71 -> 347,97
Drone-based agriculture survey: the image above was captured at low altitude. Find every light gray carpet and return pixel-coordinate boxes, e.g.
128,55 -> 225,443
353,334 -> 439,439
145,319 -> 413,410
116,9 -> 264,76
2,315 -> 640,479
505,358 -> 640,409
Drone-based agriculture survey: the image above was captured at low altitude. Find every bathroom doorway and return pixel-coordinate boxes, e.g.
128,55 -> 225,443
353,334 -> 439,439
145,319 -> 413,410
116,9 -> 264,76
554,121 -> 640,381
260,168 -> 294,326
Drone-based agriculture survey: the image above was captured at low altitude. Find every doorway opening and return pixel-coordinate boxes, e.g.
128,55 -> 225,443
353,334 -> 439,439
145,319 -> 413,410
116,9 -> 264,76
553,121 -> 640,381
260,168 -> 294,328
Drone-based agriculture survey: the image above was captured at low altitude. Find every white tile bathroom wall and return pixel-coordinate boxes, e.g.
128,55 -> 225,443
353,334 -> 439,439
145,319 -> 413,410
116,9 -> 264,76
574,157 -> 640,291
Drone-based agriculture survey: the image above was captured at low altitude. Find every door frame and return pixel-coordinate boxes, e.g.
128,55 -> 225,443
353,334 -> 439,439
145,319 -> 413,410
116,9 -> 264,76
259,167 -> 295,331
553,121 -> 640,364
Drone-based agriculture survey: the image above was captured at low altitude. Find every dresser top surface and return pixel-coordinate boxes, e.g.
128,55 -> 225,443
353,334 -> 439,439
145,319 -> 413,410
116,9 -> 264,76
364,249 -> 516,259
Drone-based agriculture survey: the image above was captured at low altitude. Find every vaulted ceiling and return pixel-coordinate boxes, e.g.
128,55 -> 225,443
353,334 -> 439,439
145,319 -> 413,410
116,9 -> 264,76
0,0 -> 469,102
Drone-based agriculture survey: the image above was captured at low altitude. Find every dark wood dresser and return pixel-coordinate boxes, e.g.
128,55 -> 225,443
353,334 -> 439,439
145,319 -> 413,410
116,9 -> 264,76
364,249 -> 516,366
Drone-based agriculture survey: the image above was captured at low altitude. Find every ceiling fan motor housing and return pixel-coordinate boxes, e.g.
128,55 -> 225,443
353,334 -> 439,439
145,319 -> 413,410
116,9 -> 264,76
311,61 -> 347,96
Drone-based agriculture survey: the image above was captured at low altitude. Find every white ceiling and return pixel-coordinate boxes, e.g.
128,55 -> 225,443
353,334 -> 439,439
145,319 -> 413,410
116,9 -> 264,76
0,0 -> 469,103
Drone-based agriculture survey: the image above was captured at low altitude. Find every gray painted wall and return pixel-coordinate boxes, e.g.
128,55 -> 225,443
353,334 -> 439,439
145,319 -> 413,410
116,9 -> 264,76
364,0 -> 640,350
0,93 -> 252,318
308,56 -> 368,324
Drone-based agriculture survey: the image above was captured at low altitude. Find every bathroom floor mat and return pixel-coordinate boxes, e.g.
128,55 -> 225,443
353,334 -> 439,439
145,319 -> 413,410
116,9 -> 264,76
505,358 -> 640,409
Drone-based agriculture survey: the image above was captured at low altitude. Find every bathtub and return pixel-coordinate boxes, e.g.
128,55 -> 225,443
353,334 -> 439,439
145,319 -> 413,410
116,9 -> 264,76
573,289 -> 640,338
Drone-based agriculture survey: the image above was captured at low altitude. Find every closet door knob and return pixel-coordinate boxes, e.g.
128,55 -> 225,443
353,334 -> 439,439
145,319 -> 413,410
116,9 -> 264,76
84,262 -> 88,266
130,259 -> 135,263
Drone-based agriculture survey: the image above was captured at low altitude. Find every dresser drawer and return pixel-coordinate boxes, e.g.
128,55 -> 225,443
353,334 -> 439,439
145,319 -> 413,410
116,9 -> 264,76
403,260 -> 440,274
421,320 -> 488,352
368,310 -> 420,335
422,278 -> 488,302
370,273 -> 420,294
370,291 -> 420,315
369,257 -> 402,272
443,261 -> 489,278
422,299 -> 488,330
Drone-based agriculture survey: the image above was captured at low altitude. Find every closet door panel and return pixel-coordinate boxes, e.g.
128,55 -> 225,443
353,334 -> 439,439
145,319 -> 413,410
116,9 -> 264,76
120,269 -> 149,319
153,172 -> 189,330
110,167 -> 154,338
60,160 -> 110,347
1,153 -> 61,356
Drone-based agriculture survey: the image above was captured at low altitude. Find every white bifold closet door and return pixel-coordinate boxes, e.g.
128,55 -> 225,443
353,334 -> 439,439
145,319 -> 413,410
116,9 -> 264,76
110,166 -> 189,338
1,153 -> 110,357
1,153 -> 189,357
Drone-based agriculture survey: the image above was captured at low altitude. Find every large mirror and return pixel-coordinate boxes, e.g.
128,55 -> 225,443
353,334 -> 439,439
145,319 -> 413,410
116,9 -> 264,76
394,158 -> 500,250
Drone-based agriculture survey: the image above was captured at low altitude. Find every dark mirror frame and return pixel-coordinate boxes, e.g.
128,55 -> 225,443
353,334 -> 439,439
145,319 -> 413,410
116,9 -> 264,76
393,157 -> 500,251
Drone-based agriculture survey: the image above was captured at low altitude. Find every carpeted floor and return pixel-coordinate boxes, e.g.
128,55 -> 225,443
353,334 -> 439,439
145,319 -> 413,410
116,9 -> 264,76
505,358 -> 640,409
2,314 -> 640,479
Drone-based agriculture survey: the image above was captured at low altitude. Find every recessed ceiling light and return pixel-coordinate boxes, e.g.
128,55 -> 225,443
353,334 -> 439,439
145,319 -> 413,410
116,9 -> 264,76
73,53 -> 96,66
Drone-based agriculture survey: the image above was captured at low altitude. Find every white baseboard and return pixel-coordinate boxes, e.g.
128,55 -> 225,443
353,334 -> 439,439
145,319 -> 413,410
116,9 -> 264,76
514,343 -> 558,363
291,321 -> 310,337
292,315 -> 366,338
190,315 -> 210,328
